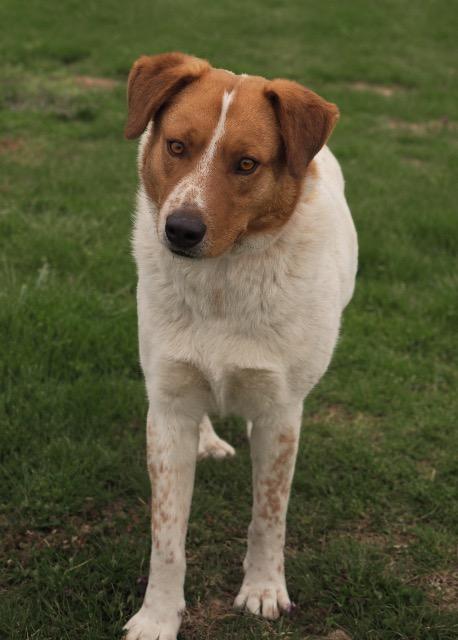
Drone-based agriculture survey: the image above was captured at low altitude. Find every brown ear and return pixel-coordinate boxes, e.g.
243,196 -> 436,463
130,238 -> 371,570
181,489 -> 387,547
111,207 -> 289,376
124,52 -> 210,140
264,79 -> 339,178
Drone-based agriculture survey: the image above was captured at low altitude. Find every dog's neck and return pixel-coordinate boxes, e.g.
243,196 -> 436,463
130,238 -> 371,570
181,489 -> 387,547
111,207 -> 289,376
135,166 -> 321,326
158,205 -> 316,326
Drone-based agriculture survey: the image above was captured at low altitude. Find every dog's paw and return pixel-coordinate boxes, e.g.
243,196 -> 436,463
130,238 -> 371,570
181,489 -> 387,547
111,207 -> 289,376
234,581 -> 291,620
198,431 -> 235,460
123,607 -> 180,640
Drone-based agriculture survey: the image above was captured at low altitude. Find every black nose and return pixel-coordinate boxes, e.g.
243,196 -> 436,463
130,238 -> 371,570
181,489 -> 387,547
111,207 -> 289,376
165,210 -> 207,250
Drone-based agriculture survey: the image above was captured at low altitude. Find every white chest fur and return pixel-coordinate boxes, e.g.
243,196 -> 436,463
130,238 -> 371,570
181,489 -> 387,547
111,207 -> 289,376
134,146 -> 357,413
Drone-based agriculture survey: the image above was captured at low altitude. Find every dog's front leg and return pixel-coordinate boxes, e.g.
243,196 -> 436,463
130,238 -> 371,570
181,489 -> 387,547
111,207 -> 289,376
124,362 -> 209,640
234,405 -> 302,620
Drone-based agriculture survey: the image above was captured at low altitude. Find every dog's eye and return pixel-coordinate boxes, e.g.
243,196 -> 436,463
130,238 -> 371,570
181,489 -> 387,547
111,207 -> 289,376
236,158 -> 259,175
236,157 -> 258,174
167,140 -> 185,156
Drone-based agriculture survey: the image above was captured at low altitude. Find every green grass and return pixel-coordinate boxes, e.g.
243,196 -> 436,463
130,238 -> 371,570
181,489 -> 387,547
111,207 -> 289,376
1,1 -> 457,638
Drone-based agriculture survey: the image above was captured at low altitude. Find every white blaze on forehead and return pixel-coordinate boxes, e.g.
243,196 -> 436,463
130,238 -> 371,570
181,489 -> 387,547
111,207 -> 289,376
197,90 -> 234,178
160,89 -> 236,219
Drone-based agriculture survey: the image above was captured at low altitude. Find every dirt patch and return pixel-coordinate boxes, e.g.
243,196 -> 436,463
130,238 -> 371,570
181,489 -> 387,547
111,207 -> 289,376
331,515 -> 417,553
308,404 -> 350,424
182,598 -> 238,640
0,137 -> 23,154
415,460 -> 438,481
3,68 -> 118,119
5,524 -> 92,556
0,136 -> 47,167
2,498 -> 149,563
402,157 -> 428,168
347,81 -> 405,97
325,631 -> 353,640
74,75 -> 120,90
386,117 -> 457,134
418,570 -> 458,611
307,404 -> 375,426
307,405 -> 381,437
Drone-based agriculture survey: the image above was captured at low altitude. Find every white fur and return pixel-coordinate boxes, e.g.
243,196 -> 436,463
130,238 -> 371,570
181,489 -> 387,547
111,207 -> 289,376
124,135 -> 357,637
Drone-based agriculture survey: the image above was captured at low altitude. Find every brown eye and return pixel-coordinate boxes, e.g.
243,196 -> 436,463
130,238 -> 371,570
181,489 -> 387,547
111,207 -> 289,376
167,140 -> 185,156
236,157 -> 258,174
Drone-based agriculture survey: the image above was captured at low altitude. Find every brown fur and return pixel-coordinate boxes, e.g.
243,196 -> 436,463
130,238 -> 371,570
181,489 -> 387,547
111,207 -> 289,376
126,53 -> 339,258
264,79 -> 339,178
124,52 -> 210,140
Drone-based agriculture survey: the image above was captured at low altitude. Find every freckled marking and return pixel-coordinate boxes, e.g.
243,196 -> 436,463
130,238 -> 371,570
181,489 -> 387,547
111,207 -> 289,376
274,430 -> 297,471
258,502 -> 270,520
254,428 -> 298,522
278,429 -> 296,446
159,509 -> 170,523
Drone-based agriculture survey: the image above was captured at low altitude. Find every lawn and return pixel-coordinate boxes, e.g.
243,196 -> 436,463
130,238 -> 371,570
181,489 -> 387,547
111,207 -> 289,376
1,1 -> 457,638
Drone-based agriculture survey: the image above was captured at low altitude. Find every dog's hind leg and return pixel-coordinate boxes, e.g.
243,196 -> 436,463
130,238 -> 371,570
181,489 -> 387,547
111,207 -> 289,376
198,415 -> 235,460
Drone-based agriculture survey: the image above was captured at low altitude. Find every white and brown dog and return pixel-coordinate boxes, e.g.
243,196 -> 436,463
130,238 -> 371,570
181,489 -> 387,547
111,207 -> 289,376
123,52 -> 357,640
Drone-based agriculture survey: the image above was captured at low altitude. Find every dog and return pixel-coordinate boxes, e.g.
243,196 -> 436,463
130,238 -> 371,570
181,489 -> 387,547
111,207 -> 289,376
122,52 -> 357,639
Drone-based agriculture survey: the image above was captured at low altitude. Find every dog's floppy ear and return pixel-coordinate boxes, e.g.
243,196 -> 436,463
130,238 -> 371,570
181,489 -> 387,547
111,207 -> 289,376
125,52 -> 210,139
264,79 -> 339,178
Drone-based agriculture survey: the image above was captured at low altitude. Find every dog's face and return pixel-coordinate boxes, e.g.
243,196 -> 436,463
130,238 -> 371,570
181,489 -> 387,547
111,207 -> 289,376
125,53 -> 339,258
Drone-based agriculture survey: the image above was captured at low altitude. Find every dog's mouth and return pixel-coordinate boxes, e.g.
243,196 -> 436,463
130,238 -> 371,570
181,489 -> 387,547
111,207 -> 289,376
169,247 -> 198,259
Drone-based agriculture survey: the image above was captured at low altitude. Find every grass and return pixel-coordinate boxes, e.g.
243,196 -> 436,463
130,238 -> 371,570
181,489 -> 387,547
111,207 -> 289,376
0,1 -> 457,638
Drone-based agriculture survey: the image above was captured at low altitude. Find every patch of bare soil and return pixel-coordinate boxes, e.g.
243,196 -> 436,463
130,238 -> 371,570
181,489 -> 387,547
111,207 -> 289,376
74,75 -> 119,90
307,405 -> 383,447
329,515 -> 417,556
386,117 -> 457,134
347,81 -> 405,97
325,631 -> 353,640
0,137 -> 23,153
308,404 -> 351,424
308,404 -> 377,427
182,598 -> 238,640
418,570 -> 458,611
305,404 -> 379,425
402,157 -> 428,168
2,498 -> 149,564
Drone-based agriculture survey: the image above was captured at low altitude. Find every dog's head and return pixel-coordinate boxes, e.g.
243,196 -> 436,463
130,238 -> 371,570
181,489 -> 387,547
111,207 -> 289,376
125,52 -> 339,258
